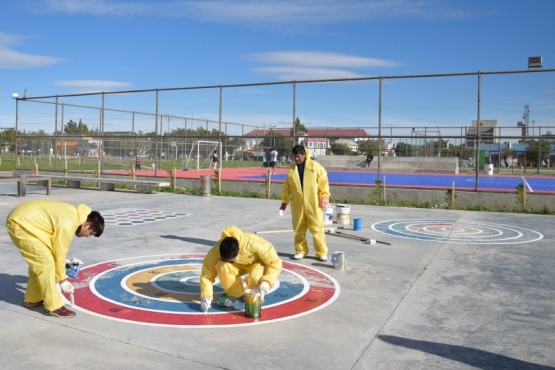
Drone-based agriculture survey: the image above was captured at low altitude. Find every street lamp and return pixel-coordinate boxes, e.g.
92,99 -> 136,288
12,93 -> 19,156
270,123 -> 276,147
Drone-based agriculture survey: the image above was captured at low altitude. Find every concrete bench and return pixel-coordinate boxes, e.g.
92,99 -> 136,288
32,175 -> 170,194
0,175 -> 52,197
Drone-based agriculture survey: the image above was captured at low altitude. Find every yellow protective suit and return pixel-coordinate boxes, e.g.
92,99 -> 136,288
6,200 -> 92,311
200,226 -> 282,299
280,150 -> 330,257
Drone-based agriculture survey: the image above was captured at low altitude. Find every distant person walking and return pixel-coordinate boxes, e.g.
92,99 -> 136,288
135,156 -> 141,170
268,147 -> 278,172
366,152 -> 374,168
211,150 -> 219,171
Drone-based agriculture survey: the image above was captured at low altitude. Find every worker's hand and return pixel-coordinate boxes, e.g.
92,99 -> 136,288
280,203 -> 287,211
59,280 -> 74,294
319,197 -> 329,209
200,297 -> 212,312
259,281 -> 270,302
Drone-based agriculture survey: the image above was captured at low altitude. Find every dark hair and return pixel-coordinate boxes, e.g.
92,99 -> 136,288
219,237 -> 239,260
87,211 -> 105,237
292,145 -> 306,155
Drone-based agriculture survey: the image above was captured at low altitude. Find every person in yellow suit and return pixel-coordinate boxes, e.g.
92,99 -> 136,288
280,145 -> 330,261
6,200 -> 105,318
199,225 -> 282,312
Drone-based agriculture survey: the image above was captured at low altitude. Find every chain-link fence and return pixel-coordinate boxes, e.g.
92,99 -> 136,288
5,68 -> 554,176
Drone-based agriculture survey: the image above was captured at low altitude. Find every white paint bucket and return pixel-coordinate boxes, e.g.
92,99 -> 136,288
324,206 -> 334,225
335,204 -> 351,224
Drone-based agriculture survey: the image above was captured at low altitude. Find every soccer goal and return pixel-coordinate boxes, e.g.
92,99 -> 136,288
184,140 -> 222,171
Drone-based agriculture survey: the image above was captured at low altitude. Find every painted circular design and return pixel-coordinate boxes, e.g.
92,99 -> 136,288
64,254 -> 339,327
372,219 -> 543,244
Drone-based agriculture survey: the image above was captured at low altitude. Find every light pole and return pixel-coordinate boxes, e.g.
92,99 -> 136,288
270,123 -> 276,148
12,93 -> 19,157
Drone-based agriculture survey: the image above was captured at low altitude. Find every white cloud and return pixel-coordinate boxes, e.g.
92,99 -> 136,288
252,51 -> 399,68
55,80 -> 133,93
36,0 -> 475,23
250,51 -> 400,80
0,32 -> 65,68
254,66 -> 366,80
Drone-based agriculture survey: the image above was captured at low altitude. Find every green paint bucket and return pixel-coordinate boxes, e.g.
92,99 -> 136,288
245,289 -> 262,319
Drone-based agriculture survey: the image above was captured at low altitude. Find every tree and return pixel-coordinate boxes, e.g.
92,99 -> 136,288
259,131 -> 293,158
330,142 -> 351,155
394,142 -> 413,157
290,117 -> 307,137
525,139 -> 551,167
429,138 -> 450,157
0,128 -> 17,152
358,139 -> 386,155
64,119 -> 91,135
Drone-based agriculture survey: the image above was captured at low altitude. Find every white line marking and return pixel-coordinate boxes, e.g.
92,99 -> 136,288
521,177 -> 534,192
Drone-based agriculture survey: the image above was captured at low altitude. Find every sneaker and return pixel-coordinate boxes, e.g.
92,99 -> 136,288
293,253 -> 306,260
44,306 -> 76,318
318,255 -> 328,262
23,300 -> 43,308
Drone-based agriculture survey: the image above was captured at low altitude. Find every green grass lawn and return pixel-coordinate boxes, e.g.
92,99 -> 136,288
0,154 -> 262,173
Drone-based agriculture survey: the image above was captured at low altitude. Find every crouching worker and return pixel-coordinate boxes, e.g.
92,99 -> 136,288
199,225 -> 282,312
6,200 -> 104,318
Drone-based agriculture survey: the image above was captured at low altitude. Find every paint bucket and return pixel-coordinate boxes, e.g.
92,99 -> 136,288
245,289 -> 262,319
323,206 -> 334,225
200,175 -> 211,196
335,204 -> 351,224
331,251 -> 346,270
66,264 -> 81,279
353,218 -> 362,231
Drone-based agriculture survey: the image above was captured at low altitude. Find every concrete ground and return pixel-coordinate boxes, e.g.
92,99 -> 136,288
0,183 -> 554,370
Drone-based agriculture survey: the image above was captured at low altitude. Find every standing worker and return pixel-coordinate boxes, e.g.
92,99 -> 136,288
135,155 -> 141,170
199,225 -> 282,312
6,200 -> 105,318
280,145 -> 330,261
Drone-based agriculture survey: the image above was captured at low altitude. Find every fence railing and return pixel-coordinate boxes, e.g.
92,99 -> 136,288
6,67 -> 554,187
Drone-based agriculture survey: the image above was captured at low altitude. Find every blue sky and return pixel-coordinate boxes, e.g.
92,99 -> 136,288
1,0 -> 554,136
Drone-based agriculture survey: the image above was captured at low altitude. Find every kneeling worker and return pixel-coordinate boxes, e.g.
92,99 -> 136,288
199,225 -> 282,312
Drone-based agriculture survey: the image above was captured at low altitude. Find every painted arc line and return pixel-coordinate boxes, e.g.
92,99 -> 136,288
372,219 -> 543,244
62,254 -> 340,328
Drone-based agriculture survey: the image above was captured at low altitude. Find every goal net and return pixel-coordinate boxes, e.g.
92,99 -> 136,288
184,140 -> 222,171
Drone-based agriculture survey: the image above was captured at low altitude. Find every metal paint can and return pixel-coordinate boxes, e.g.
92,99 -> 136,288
353,218 -> 362,231
331,251 -> 346,270
335,205 -> 351,225
245,289 -> 262,319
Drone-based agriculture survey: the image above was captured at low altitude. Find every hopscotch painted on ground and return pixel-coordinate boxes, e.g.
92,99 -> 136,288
63,254 -> 339,327
103,208 -> 192,227
372,219 -> 543,244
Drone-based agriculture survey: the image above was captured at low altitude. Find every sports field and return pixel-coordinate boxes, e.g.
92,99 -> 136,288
125,167 -> 555,194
